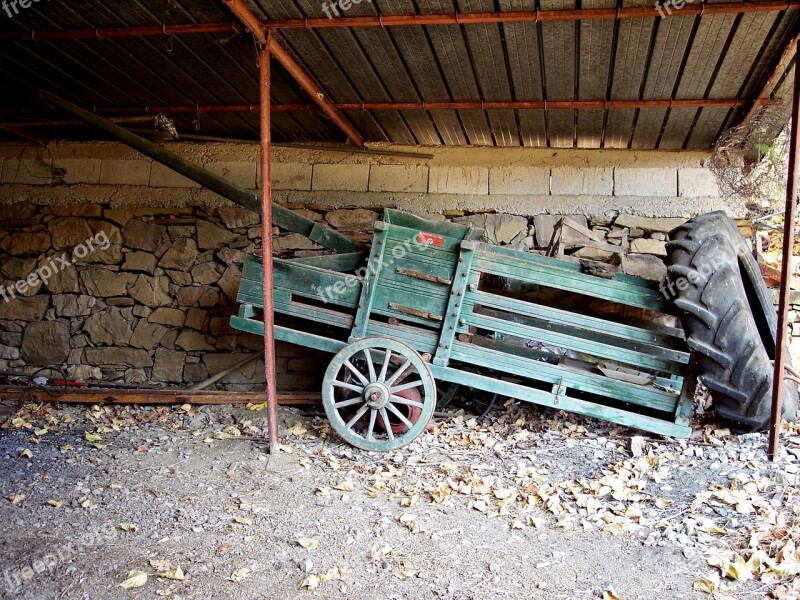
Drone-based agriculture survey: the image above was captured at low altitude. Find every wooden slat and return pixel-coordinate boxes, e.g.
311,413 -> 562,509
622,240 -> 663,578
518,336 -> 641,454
0,386 -> 318,405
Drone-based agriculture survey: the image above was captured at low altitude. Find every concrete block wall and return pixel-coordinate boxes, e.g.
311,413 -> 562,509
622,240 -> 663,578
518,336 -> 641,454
0,141 -> 738,217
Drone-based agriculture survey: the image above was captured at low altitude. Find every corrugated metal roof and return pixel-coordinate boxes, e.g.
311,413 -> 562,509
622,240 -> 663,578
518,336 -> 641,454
0,0 -> 796,148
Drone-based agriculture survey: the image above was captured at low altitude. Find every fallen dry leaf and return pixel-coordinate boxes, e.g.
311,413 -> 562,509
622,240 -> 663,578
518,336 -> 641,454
119,570 -> 148,589
296,538 -> 320,550
333,481 -> 355,492
229,567 -> 251,582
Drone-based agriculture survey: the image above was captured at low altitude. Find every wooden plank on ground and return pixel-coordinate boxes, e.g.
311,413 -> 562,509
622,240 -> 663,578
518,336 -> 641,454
0,387 -> 319,405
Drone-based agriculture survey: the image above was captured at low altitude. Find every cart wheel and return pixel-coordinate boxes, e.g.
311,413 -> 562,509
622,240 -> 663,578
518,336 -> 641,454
322,337 -> 436,451
376,387 -> 423,435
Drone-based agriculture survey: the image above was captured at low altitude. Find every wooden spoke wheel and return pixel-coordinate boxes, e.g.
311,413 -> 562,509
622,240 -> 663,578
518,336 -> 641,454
322,337 -> 436,451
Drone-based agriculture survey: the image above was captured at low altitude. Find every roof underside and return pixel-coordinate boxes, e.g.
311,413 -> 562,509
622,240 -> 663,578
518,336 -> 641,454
0,0 -> 797,149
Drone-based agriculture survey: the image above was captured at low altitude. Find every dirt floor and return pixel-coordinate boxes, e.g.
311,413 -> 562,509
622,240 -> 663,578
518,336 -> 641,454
1,394 -> 799,600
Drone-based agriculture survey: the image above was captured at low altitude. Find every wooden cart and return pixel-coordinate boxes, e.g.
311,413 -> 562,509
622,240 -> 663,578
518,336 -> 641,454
231,210 -> 696,451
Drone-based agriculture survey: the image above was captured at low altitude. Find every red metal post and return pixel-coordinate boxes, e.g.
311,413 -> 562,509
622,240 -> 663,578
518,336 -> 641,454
259,37 -> 279,456
769,55 -> 800,460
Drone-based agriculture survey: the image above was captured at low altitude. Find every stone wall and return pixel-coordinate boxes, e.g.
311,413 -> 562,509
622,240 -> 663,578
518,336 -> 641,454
0,140 -> 743,391
0,202 -> 321,391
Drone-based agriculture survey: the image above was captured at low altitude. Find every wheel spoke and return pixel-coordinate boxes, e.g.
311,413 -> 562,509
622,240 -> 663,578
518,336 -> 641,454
391,379 -> 423,394
333,396 -> 364,409
363,348 -> 377,382
346,404 -> 370,430
333,380 -> 363,393
390,395 -> 425,409
386,403 -> 414,430
344,359 -> 369,386
379,408 -> 394,443
378,349 -> 392,383
385,359 -> 412,387
366,409 -> 377,441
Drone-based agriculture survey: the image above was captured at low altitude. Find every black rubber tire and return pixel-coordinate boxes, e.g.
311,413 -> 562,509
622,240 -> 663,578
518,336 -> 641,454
666,211 -> 799,430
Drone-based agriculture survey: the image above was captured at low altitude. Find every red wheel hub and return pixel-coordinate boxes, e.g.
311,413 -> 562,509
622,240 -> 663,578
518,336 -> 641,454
377,387 -> 423,434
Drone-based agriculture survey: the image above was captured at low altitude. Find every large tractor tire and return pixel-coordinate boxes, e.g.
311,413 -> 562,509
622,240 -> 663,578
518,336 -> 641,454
666,211 -> 798,430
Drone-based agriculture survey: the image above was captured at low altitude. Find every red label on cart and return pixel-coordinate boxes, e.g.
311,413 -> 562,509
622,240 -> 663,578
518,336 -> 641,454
418,232 -> 444,247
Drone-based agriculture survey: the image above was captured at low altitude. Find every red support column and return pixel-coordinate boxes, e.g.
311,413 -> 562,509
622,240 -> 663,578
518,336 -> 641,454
769,55 -> 800,460
259,36 -> 279,456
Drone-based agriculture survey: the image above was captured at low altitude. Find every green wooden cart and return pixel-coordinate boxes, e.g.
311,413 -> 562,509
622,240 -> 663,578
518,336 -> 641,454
231,210 -> 696,451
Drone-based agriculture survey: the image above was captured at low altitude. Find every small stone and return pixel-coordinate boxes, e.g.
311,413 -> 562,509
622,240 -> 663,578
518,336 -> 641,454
0,233 -> 51,256
159,237 -> 198,271
21,321 -> 70,365
183,362 -> 209,383
218,266 -> 241,303
191,262 -> 220,285
152,348 -> 185,382
48,218 -> 94,250
84,347 -> 153,368
629,436 -> 647,457
128,275 -> 172,307
79,269 -> 135,297
622,254 -> 668,282
216,247 -> 245,266
218,207 -> 259,229
84,308 -> 134,345
483,214 -> 529,245
52,294 -> 95,317
106,297 -> 135,307
197,221 -> 237,250
629,238 -> 667,257
43,261 -> 79,293
67,365 -> 102,380
0,344 -> 19,360
614,215 -> 686,234
166,270 -> 193,286
175,330 -> 214,351
0,295 -> 49,321
130,320 -> 169,350
121,251 -> 157,274
125,369 -> 148,385
273,234 -> 321,253
148,307 -> 186,327
0,257 -> 36,280
122,219 -> 168,251
325,209 -> 379,232
185,308 -> 207,330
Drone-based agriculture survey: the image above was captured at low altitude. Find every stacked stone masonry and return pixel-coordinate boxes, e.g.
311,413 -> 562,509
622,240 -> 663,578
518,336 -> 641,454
0,142 -> 745,391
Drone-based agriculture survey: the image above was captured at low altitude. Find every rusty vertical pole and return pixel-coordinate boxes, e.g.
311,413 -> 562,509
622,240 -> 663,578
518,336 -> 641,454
769,57 -> 800,460
260,33 -> 279,456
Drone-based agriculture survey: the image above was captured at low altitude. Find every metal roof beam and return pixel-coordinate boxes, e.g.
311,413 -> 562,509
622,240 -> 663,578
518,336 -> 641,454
743,35 -> 800,123
70,98 -> 780,115
220,0 -> 364,148
1,1 -> 797,42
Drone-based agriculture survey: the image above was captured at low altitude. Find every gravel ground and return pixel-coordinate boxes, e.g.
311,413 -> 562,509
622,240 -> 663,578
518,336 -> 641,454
1,396 -> 799,600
